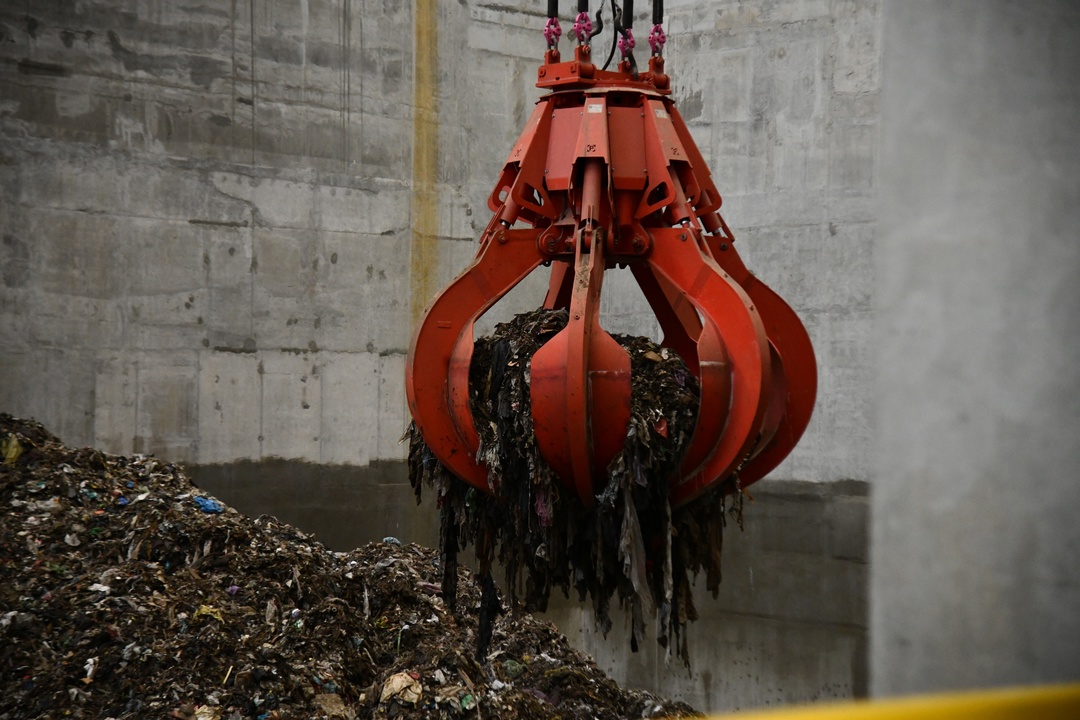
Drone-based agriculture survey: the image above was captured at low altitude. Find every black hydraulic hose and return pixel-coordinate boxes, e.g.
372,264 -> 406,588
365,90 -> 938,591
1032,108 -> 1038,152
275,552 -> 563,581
602,0 -> 618,69
624,0 -> 634,27
653,0 -> 663,26
548,0 -> 558,18
578,0 -> 589,13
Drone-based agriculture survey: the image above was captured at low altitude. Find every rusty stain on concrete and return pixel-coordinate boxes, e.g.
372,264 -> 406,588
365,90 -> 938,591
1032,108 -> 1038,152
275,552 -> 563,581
410,0 -> 440,325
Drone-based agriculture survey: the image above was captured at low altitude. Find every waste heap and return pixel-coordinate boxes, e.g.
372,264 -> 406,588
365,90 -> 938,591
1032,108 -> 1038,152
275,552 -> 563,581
0,413 -> 699,720
408,309 -> 745,665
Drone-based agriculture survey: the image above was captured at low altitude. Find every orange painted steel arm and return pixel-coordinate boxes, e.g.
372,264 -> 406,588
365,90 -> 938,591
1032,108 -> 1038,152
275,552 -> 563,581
530,159 -> 633,505
406,226 -> 548,491
704,237 -> 818,486
644,228 -> 771,507
660,97 -> 818,490
630,261 -> 708,375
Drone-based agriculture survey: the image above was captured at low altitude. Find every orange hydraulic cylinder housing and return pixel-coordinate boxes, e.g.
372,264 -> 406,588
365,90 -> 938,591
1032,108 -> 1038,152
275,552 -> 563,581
406,42 -> 817,509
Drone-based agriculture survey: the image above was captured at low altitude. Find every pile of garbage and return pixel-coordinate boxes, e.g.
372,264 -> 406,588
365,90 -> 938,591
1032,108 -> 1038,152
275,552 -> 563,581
408,309 -> 744,666
0,413 -> 699,719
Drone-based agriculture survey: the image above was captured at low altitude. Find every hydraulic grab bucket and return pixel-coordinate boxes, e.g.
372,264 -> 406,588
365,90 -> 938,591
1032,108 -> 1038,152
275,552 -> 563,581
405,1 -> 816,509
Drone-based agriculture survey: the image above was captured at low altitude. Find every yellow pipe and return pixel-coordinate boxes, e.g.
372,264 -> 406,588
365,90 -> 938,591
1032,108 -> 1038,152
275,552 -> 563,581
701,683 -> 1080,720
411,0 -> 440,325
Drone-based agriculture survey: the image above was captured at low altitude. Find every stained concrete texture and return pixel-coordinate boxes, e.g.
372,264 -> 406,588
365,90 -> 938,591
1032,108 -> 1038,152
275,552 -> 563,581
191,459 -> 440,551
0,0 -> 877,486
1,0 -> 877,713
874,0 -> 1080,696
0,1 -> 414,466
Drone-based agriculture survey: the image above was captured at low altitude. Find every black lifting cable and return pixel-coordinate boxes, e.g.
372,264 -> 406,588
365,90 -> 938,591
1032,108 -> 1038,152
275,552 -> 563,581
546,1 -> 658,25
602,0 -> 620,70
549,0 -> 662,67
599,0 -> 657,72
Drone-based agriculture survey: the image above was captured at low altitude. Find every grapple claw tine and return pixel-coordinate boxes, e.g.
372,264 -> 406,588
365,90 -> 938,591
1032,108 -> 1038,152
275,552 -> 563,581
706,239 -> 818,485
644,228 -> 771,507
630,263 -> 703,373
530,314 -> 632,505
531,161 -> 632,505
406,227 -> 546,492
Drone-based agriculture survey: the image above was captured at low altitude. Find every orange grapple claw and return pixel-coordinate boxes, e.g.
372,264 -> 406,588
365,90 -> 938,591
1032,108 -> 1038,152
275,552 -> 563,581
406,44 -> 816,507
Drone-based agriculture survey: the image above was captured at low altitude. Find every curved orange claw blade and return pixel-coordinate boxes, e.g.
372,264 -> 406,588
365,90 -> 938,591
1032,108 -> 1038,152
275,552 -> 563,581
644,228 -> 772,508
406,227 -> 546,492
632,260 -> 733,480
706,239 -> 818,486
665,97 -> 817,490
630,262 -> 708,375
531,159 -> 631,506
530,226 -> 632,507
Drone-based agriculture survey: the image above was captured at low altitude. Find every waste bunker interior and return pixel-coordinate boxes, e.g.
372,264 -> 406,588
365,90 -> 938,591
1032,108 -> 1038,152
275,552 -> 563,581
1,0 -> 1077,714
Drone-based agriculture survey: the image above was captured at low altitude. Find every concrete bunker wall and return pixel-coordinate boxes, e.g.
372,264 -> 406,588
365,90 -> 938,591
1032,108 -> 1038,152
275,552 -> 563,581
0,0 -> 878,712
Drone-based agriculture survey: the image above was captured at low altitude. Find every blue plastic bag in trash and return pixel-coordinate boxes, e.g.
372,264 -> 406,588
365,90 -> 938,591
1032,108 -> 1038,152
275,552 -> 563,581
194,496 -> 224,514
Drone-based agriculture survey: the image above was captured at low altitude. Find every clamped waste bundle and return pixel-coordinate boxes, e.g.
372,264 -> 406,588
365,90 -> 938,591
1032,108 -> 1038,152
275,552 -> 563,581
406,0 -> 816,508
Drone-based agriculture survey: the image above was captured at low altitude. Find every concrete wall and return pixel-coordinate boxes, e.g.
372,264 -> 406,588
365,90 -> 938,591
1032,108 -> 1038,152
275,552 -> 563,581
0,0 -> 415,467
664,0 -> 879,487
0,2 -> 876,480
873,0 -> 1080,695
0,0 -> 875,713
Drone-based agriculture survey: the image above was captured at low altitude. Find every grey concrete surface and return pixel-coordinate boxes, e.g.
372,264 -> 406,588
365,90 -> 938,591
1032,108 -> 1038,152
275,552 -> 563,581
874,0 -> 1080,696
0,0 -> 414,467
192,459 -> 441,551
0,0 -> 879,490
1,0 -> 877,712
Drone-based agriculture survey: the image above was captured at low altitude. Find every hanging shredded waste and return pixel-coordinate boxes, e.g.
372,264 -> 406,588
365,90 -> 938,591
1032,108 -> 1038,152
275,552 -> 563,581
0,413 -> 700,720
408,309 -> 746,665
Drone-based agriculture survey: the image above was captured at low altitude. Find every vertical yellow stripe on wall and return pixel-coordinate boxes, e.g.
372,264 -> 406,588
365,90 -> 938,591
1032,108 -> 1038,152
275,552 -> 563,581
410,0 -> 439,325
